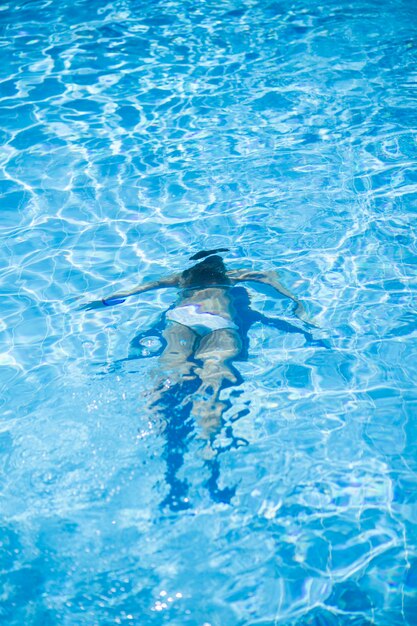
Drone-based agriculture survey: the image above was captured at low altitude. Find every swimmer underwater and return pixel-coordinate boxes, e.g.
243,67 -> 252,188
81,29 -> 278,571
84,249 -> 327,444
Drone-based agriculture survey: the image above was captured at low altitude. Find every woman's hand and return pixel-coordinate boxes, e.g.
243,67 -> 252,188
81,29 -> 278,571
79,297 -> 126,311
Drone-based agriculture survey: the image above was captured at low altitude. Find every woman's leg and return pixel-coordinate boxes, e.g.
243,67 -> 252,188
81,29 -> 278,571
148,322 -> 198,409
150,323 -> 198,510
159,322 -> 198,379
192,329 -> 242,439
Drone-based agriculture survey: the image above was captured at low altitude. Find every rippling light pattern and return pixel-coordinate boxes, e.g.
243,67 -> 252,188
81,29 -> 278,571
1,0 -> 417,623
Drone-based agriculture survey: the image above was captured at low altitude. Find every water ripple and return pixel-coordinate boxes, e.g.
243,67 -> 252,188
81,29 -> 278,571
1,0 -> 417,624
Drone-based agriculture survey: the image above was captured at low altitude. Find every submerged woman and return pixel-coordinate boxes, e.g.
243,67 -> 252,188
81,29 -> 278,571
85,249 -> 323,441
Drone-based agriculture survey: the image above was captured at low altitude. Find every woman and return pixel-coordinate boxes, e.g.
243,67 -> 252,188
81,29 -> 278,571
85,249 -> 323,441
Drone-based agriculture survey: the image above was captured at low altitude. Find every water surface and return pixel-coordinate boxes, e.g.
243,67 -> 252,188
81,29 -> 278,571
1,0 -> 417,624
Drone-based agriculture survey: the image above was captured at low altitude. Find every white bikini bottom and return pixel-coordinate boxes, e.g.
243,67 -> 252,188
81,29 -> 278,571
166,304 -> 238,336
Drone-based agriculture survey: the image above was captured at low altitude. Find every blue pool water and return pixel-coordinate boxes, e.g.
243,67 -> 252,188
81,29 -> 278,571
1,0 -> 417,623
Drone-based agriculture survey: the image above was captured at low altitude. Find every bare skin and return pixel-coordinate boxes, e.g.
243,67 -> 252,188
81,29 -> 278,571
102,269 -> 307,320
87,268 -> 314,443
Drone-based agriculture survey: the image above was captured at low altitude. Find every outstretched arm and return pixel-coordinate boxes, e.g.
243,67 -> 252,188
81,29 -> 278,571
81,274 -> 180,310
227,269 -> 310,323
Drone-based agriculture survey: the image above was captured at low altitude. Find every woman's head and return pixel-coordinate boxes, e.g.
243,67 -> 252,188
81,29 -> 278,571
180,255 -> 229,289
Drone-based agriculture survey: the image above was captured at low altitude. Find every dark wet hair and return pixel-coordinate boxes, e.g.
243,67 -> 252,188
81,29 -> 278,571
189,248 -> 229,261
180,255 -> 230,289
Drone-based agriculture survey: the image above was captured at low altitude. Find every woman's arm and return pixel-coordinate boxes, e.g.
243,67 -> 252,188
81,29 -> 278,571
227,269 -> 310,323
105,274 -> 179,302
81,274 -> 180,310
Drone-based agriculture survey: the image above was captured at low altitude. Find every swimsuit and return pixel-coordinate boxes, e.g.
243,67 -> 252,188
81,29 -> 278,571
166,304 -> 238,336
